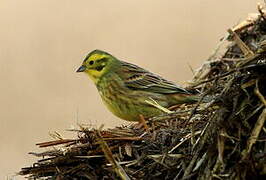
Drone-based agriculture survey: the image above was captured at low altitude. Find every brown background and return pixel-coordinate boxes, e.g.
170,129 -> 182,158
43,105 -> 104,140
0,0 -> 258,179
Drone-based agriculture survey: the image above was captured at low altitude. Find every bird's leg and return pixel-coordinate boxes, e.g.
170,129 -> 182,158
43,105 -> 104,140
138,114 -> 150,132
131,114 -> 150,132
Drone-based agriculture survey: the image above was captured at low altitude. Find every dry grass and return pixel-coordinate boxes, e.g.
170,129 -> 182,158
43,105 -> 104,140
19,4 -> 266,180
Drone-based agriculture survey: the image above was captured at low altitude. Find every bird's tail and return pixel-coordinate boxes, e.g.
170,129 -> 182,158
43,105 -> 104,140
171,94 -> 212,104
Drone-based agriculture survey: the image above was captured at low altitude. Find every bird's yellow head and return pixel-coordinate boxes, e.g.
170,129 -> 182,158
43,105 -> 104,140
76,50 -> 117,83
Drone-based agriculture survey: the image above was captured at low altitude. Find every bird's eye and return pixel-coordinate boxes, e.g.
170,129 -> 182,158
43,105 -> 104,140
89,60 -> 94,65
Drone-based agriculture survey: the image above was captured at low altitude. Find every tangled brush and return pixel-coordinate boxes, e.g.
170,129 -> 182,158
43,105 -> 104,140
20,4 -> 266,180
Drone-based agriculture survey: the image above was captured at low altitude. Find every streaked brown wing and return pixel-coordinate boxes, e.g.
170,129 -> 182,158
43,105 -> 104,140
119,61 -> 190,94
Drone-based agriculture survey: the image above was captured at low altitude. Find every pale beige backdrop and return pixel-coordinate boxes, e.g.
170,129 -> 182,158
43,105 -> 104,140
0,0 -> 258,179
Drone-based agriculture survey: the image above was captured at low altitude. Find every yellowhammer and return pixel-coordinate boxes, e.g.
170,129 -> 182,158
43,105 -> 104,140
77,50 -> 199,121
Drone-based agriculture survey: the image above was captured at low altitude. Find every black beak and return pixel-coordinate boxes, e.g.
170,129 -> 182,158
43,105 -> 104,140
76,65 -> 86,72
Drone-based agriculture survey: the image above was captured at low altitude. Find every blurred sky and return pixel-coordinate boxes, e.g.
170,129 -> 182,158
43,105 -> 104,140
0,0 -> 259,179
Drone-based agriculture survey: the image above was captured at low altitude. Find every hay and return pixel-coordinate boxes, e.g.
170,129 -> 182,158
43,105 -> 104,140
19,4 -> 266,180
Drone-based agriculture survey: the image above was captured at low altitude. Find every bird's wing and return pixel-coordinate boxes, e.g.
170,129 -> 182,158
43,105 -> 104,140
119,61 -> 190,94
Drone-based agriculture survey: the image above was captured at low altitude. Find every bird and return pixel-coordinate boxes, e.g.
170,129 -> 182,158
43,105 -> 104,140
76,50 -> 199,121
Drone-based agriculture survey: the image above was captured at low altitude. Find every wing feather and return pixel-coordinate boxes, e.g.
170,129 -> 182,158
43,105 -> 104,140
119,61 -> 190,94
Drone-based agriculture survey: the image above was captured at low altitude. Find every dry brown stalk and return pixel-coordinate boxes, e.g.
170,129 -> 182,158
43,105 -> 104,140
19,3 -> 266,180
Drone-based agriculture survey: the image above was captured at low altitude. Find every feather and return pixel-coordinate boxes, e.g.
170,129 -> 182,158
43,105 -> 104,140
119,61 -> 190,94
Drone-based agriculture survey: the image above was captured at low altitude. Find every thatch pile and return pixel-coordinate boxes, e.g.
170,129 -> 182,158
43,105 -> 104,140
20,4 -> 266,180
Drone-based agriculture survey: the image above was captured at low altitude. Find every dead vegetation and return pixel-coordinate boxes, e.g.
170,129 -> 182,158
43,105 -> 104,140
19,4 -> 266,180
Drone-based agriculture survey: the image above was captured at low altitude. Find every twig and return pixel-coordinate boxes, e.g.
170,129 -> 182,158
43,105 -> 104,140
254,79 -> 266,106
227,28 -> 254,57
240,80 -> 266,158
103,136 -> 142,141
168,131 -> 201,153
96,129 -> 131,180
242,108 -> 266,160
36,139 -> 77,148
